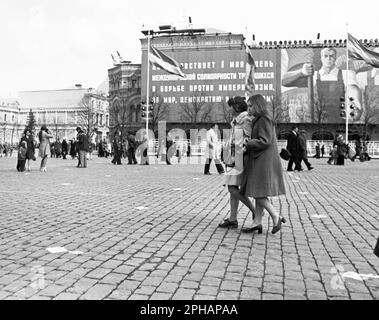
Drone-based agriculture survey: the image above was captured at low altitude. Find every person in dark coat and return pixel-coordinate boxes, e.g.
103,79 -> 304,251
286,126 -> 302,171
61,138 -> 68,159
70,138 -> 76,159
20,129 -> 36,171
76,128 -> 89,168
298,132 -> 314,171
17,140 -> 27,172
321,144 -> 325,158
127,133 -> 138,164
111,132 -> 122,165
240,94 -> 286,235
315,142 -> 320,159
335,135 -> 347,165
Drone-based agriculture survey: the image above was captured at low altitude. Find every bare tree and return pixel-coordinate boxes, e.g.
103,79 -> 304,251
219,98 -> 233,124
149,95 -> 169,132
180,91 -> 212,125
268,94 -> 291,132
109,98 -> 130,141
357,86 -> 379,139
77,95 -> 97,141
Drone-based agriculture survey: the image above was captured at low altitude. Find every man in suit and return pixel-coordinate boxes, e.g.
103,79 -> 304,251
286,126 -> 302,171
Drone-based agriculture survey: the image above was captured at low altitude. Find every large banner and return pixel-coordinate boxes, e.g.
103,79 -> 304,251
280,47 -> 379,124
143,48 -> 246,105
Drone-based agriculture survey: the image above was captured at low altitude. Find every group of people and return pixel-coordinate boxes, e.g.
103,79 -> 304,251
314,143 -> 326,159
0,142 -> 16,158
285,126 -> 314,172
15,125 -> 92,172
216,94 -> 286,235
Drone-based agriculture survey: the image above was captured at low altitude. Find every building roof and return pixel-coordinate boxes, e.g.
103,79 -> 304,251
97,78 -> 109,95
204,28 -> 229,34
17,88 -> 90,110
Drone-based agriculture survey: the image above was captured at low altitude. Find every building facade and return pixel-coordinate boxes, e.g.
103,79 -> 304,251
137,27 -> 379,140
108,62 -> 142,138
0,85 -> 109,144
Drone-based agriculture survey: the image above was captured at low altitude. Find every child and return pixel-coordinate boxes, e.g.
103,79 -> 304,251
17,141 -> 27,172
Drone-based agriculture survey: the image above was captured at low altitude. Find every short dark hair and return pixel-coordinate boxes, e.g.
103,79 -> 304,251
228,96 -> 247,113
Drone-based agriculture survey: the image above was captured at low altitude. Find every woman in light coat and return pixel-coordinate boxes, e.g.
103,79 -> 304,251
218,96 -> 256,229
240,94 -> 286,234
38,125 -> 54,172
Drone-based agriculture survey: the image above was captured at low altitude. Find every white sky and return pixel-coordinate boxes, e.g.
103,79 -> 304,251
0,0 -> 378,98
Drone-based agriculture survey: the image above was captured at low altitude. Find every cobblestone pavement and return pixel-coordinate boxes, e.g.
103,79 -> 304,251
0,155 -> 378,300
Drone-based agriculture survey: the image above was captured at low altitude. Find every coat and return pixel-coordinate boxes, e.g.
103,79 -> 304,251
205,128 -> 220,159
223,111 -> 252,186
240,115 -> 286,198
286,130 -> 301,156
38,131 -> 54,158
298,135 -> 308,159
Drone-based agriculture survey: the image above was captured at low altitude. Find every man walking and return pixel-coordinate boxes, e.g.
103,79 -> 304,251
286,126 -> 302,171
204,123 -> 224,175
298,131 -> 314,171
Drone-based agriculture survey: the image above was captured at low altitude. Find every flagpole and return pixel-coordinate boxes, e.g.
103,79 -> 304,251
146,31 -> 151,148
345,23 -> 349,144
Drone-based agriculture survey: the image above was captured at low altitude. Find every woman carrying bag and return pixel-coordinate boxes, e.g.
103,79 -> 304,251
218,96 -> 256,229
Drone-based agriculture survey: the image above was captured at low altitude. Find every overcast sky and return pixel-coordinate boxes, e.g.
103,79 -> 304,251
1,0 -> 378,98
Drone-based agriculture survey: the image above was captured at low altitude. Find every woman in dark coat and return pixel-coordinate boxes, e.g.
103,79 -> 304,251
240,94 -> 286,235
20,129 -> 35,171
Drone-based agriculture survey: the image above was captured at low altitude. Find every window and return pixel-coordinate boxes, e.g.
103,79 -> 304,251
12,115 -> 15,122
100,114 -> 103,126
4,114 -> 7,122
132,80 -> 136,88
106,115 -> 109,126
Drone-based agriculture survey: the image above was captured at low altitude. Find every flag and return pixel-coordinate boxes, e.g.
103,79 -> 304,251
149,46 -> 185,78
245,46 -> 255,96
348,33 -> 379,68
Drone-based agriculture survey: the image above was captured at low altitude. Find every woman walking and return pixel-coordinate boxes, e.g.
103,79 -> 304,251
218,96 -> 256,229
38,125 -> 53,172
240,94 -> 286,234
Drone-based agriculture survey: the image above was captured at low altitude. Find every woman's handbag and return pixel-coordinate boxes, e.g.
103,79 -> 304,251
222,126 -> 236,168
223,141 -> 235,168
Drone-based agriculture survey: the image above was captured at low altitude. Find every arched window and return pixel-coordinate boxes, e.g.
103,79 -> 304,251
311,130 -> 334,140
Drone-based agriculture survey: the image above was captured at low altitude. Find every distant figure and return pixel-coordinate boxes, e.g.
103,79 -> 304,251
362,142 -> 371,161
70,138 -> 76,159
321,144 -> 325,158
286,126 -> 302,171
61,138 -> 68,159
204,123 -> 224,175
127,133 -> 138,164
76,128 -> 89,168
38,125 -> 54,172
298,132 -> 314,171
315,142 -> 320,159
16,141 -> 27,172
335,135 -> 348,166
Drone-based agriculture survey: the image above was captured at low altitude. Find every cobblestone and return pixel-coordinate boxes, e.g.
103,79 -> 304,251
0,156 -> 378,300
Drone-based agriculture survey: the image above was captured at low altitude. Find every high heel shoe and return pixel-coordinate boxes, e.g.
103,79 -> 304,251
280,216 -> 286,223
271,216 -> 282,234
242,224 -> 263,234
